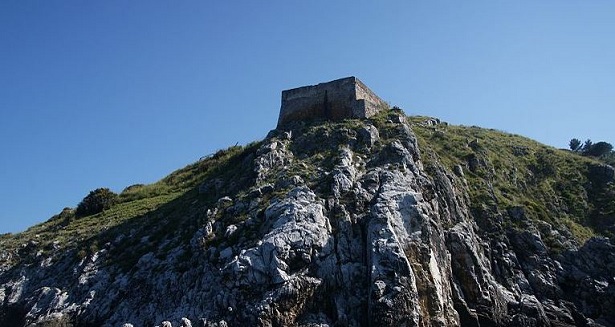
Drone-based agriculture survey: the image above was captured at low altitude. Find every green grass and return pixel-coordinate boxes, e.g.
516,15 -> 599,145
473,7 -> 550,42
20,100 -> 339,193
409,115 -> 614,242
0,141 -> 262,267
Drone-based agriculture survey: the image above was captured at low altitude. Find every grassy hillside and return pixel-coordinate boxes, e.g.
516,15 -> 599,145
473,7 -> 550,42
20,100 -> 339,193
0,142 -> 261,268
2,112 -> 613,270
409,116 -> 615,244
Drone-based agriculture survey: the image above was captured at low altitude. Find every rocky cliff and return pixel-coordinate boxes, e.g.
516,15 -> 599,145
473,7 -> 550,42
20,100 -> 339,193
1,110 -> 614,326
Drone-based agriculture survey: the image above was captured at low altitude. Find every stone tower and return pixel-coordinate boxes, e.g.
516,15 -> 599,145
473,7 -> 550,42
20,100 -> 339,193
277,77 -> 388,127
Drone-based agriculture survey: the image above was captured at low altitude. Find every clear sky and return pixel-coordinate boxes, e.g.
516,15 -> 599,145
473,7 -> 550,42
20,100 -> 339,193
1,1 -> 614,233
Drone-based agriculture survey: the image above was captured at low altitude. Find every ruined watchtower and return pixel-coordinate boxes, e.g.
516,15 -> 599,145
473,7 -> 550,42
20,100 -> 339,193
277,77 -> 388,127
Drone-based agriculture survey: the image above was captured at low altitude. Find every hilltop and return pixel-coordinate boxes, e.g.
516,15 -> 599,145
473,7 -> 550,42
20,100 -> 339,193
1,109 -> 614,326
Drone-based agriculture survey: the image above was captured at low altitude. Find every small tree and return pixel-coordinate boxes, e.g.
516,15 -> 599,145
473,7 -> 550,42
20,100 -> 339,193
585,141 -> 614,157
569,138 -> 582,152
582,139 -> 593,153
75,188 -> 118,217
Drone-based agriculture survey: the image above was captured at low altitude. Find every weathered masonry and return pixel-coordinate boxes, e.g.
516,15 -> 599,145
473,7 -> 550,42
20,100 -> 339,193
277,76 -> 388,127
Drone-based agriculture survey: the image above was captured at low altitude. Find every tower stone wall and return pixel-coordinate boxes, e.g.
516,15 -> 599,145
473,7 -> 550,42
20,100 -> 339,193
277,77 -> 387,127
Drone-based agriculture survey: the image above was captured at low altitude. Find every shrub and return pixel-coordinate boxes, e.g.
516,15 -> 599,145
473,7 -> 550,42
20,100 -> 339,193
75,188 -> 118,217
531,150 -> 557,178
571,138 -> 614,158
584,141 -> 613,157
582,139 -> 593,153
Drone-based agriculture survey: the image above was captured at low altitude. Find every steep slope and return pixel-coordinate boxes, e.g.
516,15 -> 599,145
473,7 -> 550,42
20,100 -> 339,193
1,109 -> 613,326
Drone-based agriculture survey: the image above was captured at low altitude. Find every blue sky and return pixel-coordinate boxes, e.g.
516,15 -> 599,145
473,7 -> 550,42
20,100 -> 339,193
1,1 -> 614,233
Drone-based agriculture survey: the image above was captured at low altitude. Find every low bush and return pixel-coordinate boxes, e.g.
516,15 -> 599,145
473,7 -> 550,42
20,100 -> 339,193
75,188 -> 118,217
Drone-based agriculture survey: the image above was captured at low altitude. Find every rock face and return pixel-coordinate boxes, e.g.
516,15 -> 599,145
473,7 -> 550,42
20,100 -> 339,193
0,111 -> 614,326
